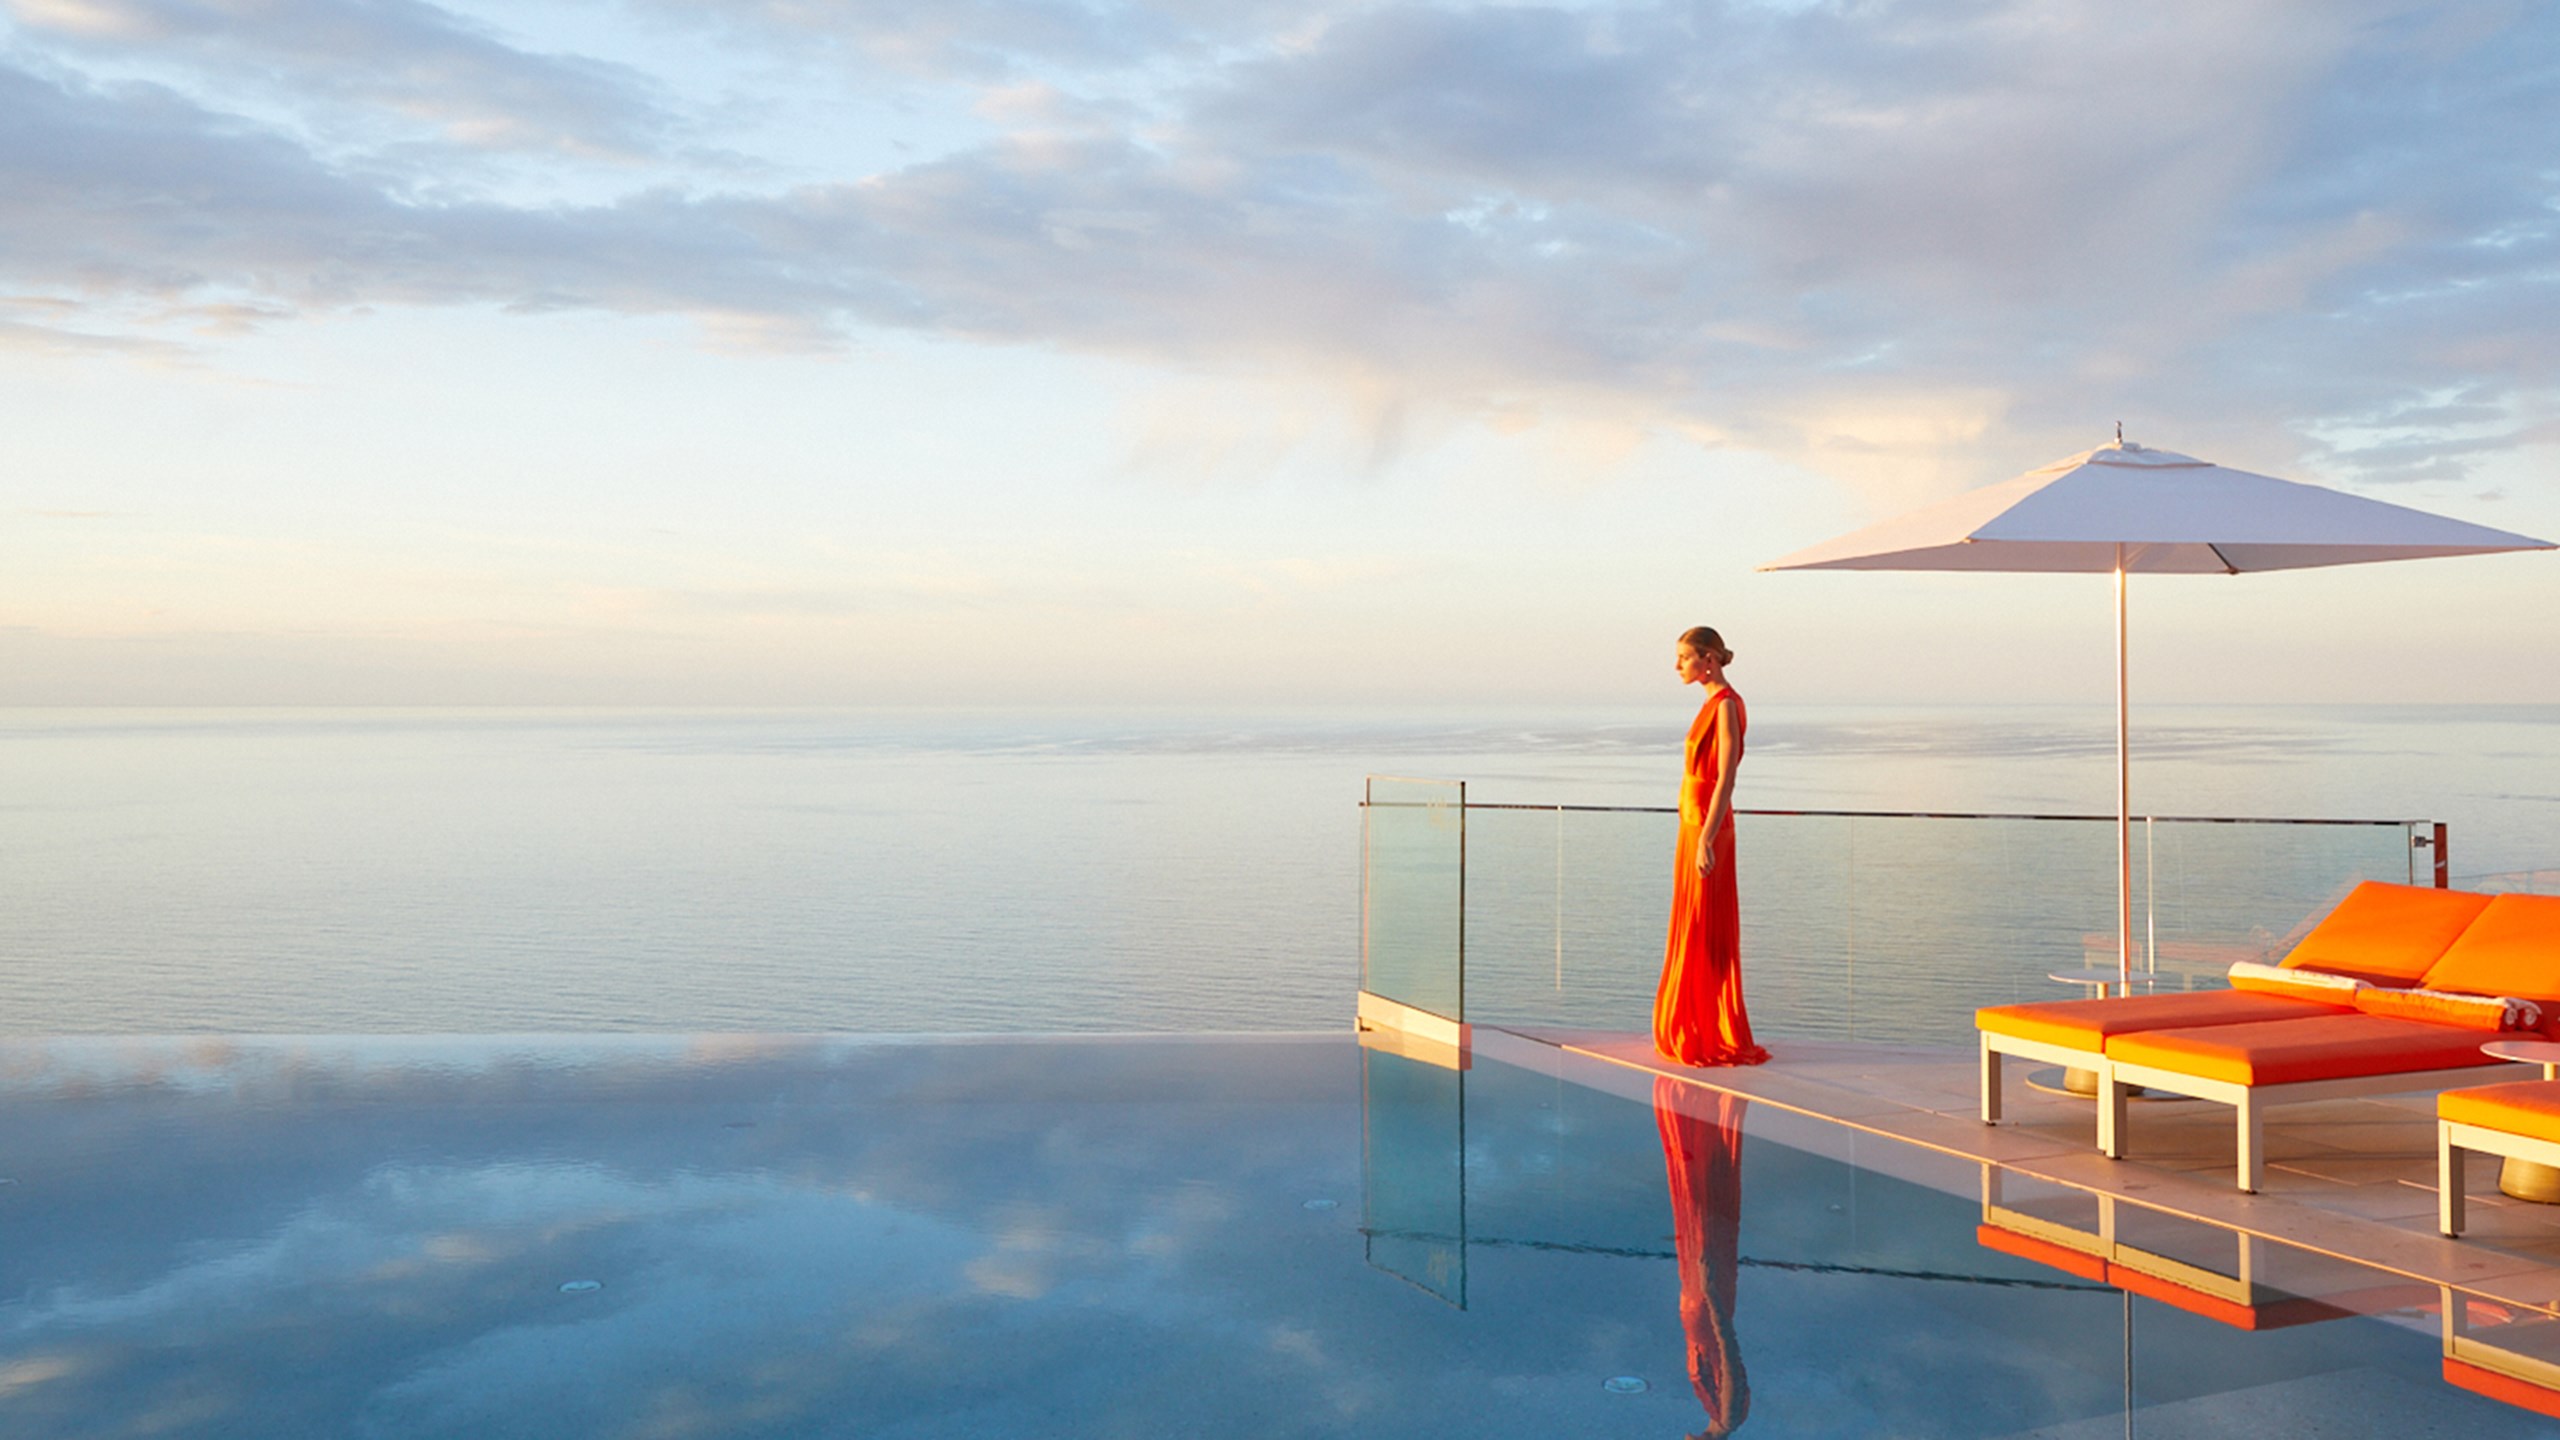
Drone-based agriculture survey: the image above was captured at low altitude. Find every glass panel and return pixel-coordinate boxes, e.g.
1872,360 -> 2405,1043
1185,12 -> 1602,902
1458,806 -> 2429,1049
2465,868 -> 2560,895
1821,814 -> 2122,1037
2133,820 -> 2422,985
1463,806 -> 1671,1032
1359,1039 -> 1466,1306
1361,777 -> 1465,1020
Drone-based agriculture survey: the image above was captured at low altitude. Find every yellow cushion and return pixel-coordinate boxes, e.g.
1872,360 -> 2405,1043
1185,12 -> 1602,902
2440,1079 -> 2560,1135
2416,893 -> 2560,1003
2279,881 -> 2493,984
1977,991 -> 2343,1053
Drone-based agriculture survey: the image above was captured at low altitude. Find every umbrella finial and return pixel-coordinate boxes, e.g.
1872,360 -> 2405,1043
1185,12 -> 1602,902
2115,420 -> 2123,444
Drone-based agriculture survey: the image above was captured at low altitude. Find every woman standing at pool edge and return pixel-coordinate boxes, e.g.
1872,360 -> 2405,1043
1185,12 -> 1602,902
1655,626 -> 1770,1067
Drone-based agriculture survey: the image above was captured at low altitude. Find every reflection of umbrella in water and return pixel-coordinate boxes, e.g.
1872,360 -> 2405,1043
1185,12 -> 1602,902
1763,437 -> 2552,989
1654,1076 -> 1750,1439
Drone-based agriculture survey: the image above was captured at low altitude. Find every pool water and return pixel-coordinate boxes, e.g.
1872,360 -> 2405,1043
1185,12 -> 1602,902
0,1032 -> 2552,1438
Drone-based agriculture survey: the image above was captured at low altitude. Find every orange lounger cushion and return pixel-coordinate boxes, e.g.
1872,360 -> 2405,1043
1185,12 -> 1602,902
2279,880 -> 2494,985
2439,1079 -> 2560,1136
1977,991 -> 2345,1053
2416,893 -> 2560,1005
2105,1014 -> 2506,1087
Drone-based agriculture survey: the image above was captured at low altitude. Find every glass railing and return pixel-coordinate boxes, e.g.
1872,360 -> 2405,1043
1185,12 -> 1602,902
1362,780 -> 2438,1051
2460,868 -> 2560,896
1359,777 -> 1466,1023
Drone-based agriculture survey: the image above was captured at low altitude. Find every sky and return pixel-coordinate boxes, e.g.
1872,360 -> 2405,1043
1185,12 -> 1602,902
4,0 -> 2558,709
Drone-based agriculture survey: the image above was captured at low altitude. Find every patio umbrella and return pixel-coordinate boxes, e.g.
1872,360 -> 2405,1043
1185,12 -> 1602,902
1761,437 -> 2552,990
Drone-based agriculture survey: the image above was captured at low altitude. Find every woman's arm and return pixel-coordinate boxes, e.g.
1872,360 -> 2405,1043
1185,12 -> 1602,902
1694,698 -> 1741,872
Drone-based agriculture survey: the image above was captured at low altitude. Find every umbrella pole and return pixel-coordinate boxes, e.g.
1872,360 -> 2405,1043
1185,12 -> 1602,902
2115,544 -> 2132,996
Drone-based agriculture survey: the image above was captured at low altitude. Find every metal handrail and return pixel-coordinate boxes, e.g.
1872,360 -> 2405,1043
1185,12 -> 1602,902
1452,803 -> 2428,827
1365,798 -> 2449,887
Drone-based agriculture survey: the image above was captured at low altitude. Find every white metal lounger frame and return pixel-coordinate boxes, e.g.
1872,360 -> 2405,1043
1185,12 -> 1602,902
2103,1059 -> 2517,1194
2441,1117 -> 2560,1237
1978,1031 -> 2111,1133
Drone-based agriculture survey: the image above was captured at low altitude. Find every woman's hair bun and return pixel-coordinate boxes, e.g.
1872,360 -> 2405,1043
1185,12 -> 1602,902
1679,625 -> 1734,665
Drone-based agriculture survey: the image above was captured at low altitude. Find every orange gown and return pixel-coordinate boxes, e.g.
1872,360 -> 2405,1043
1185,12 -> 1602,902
1654,1076 -> 1751,1439
1654,687 -> 1768,1066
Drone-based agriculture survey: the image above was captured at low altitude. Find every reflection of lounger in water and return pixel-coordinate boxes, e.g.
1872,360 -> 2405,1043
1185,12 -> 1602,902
1654,1077 -> 1749,1438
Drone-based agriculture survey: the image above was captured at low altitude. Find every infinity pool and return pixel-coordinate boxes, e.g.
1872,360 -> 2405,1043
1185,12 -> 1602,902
0,1033 -> 2553,1437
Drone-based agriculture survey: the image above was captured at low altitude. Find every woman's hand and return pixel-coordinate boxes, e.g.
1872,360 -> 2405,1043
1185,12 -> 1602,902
1695,836 -> 1716,875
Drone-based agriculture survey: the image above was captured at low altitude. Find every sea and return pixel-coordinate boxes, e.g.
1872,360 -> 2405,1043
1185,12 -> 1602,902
5,705 -> 2557,1036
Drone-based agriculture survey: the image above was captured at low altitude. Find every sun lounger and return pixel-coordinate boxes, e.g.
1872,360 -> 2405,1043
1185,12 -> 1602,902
1976,989 -> 2349,1140
2105,1014 -> 2510,1191
1977,882 -> 2495,1140
2104,892 -> 2560,1192
2437,1079 -> 2560,1237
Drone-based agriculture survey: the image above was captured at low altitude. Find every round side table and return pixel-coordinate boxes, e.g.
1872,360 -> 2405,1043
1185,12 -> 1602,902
2479,1039 -> 2560,1203
2037,969 -> 2160,1098
2049,967 -> 2162,994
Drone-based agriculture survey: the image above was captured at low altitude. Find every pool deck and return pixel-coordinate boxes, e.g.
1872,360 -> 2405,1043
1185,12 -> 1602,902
1480,1025 -> 2560,1320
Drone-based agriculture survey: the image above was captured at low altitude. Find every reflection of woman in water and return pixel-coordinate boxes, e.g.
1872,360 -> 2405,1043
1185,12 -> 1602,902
1654,626 -> 1770,1066
1655,1076 -> 1750,1439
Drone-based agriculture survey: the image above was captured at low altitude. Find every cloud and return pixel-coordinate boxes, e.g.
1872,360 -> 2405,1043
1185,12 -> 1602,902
0,64 -> 865,325
635,0 -> 1314,80
5,0 -> 679,159
4,0 -> 2558,486
0,311 -> 189,358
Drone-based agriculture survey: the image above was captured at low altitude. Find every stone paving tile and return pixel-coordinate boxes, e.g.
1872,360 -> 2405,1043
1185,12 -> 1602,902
2266,1118 -> 2439,1158
1785,1057 -> 1982,1097
2292,1180 -> 2468,1225
2411,1198 -> 2560,1245
2269,1153 -> 2441,1189
1554,1034 -> 1931,1120
2005,1117 -> 2103,1149
1851,1107 -> 2093,1163
2364,1091 -> 2445,1113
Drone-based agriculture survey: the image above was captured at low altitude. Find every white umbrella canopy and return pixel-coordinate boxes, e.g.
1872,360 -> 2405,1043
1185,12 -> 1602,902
1762,437 -> 2553,990
1767,440 -> 2551,573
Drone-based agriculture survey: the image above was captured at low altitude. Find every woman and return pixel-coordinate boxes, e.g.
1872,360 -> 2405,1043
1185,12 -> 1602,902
1654,626 -> 1769,1066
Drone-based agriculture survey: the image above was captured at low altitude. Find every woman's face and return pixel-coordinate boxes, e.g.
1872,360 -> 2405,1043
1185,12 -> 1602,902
1675,642 -> 1719,685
